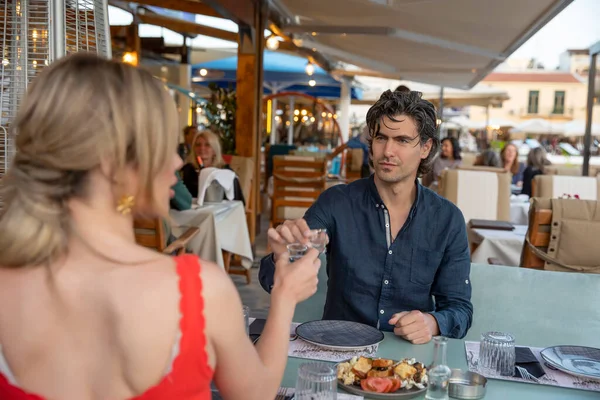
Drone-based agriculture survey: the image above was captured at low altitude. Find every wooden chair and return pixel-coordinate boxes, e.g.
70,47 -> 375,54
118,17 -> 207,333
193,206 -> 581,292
270,156 -> 327,228
134,218 -> 199,256
221,249 -> 252,284
228,156 -> 256,244
521,207 -> 552,269
345,148 -> 363,182
225,156 -> 255,285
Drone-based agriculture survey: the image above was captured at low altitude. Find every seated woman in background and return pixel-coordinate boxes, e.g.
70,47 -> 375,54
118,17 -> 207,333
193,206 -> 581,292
521,147 -> 551,197
473,149 -> 502,168
180,130 -> 245,204
501,143 -> 525,187
423,137 -> 462,187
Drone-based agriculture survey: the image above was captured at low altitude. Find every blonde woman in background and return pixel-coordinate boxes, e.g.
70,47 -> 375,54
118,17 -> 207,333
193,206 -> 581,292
0,54 -> 320,400
180,130 -> 245,203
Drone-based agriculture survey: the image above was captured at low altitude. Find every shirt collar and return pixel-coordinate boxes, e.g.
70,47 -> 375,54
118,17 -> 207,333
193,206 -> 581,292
367,174 -> 422,212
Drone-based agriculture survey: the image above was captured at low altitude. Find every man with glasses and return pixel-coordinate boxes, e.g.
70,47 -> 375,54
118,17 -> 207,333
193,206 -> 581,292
259,90 -> 473,344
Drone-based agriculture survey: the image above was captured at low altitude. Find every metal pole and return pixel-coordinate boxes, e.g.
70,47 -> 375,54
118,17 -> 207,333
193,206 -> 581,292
582,52 -> 597,177
52,0 -> 65,61
288,96 -> 295,145
270,93 -> 278,145
339,77 -> 352,143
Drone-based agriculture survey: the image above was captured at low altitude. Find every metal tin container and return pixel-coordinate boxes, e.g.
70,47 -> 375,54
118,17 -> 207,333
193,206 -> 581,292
449,369 -> 487,399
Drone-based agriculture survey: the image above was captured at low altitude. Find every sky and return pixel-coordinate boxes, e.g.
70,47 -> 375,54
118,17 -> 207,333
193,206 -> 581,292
108,0 -> 600,68
508,0 -> 600,68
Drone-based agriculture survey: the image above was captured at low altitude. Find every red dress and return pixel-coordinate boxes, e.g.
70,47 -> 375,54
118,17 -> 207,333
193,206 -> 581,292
0,255 -> 214,400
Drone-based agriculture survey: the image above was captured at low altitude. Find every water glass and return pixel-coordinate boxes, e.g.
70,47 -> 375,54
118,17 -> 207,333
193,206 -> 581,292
478,331 -> 515,377
242,305 -> 250,336
287,243 -> 308,263
295,362 -> 337,400
308,229 -> 328,254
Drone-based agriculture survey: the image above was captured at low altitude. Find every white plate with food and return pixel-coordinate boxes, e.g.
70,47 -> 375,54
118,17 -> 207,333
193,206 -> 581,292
336,356 -> 428,399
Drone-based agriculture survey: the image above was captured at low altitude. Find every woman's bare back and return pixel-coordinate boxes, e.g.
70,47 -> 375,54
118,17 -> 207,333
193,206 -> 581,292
0,247 -> 191,400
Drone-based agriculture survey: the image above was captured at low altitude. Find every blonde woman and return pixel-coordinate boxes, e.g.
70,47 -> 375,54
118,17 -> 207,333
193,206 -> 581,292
180,130 -> 245,203
0,54 -> 320,400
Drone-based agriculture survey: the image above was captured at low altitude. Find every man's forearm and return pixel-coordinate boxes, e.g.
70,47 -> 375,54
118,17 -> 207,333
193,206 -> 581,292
430,302 -> 473,339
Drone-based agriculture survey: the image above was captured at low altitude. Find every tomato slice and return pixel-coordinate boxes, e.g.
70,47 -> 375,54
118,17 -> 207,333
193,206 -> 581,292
387,377 -> 402,393
361,377 -> 393,393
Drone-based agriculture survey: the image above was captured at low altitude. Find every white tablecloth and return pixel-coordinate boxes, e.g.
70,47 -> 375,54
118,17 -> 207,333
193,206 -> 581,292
510,202 -> 530,225
469,225 -> 528,266
169,201 -> 253,269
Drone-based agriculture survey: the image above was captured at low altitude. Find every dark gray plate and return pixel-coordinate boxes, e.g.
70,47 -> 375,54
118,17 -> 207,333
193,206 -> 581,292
295,320 -> 384,350
540,346 -> 600,381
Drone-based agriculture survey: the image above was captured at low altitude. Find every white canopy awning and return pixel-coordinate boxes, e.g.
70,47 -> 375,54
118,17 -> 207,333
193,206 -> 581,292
509,118 -> 565,135
272,0 -> 573,88
562,120 -> 600,137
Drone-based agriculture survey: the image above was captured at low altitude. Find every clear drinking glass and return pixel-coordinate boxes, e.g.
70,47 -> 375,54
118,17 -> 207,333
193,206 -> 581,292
287,243 -> 308,262
426,336 -> 452,400
242,305 -> 250,336
308,229 -> 328,254
478,331 -> 516,377
295,362 -> 337,400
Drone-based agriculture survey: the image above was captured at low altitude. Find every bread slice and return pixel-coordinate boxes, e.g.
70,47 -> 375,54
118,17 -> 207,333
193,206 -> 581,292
351,356 -> 373,379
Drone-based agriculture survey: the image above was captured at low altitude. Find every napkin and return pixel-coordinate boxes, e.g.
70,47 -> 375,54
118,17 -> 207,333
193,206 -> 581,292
514,346 -> 545,379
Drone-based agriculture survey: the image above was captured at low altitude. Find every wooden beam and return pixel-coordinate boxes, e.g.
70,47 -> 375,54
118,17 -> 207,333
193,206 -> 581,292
136,11 -> 238,42
234,1 -> 266,239
201,0 -> 254,26
129,0 -> 222,18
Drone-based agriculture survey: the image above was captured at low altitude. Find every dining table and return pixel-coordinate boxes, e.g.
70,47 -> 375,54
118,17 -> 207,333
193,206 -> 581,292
468,225 -> 527,266
280,261 -> 600,399
169,200 -> 253,269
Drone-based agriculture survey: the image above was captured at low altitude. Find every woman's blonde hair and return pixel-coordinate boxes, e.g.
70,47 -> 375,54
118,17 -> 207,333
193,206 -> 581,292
0,53 -> 179,268
186,129 -> 224,169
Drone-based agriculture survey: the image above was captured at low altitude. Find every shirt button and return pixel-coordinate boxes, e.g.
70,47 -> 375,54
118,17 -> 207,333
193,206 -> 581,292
384,280 -> 389,285
465,279 -> 469,284
380,309 -> 385,314
388,250 -> 393,255
376,204 -> 379,208
385,224 -> 389,228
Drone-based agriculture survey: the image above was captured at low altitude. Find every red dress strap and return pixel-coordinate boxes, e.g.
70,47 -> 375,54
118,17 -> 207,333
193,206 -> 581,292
133,254 -> 213,399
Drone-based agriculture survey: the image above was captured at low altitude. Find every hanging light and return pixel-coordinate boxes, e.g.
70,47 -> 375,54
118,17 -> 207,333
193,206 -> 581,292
321,111 -> 327,118
2,59 -> 9,66
301,109 -> 308,116
294,109 -> 300,116
266,34 -> 280,50
122,52 -> 138,66
305,62 -> 315,76
308,79 -> 316,87
199,68 -> 208,77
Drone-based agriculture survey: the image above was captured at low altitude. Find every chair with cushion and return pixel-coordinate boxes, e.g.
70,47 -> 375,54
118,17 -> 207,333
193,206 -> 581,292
439,169 -> 511,222
532,175 -> 600,199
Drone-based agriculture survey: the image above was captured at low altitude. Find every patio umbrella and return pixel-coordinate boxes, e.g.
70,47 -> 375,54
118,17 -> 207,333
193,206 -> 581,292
191,51 -> 362,100
562,120 -> 600,137
509,118 -> 563,135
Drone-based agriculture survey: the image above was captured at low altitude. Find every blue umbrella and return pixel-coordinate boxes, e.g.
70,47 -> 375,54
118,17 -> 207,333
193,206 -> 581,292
192,51 -> 362,100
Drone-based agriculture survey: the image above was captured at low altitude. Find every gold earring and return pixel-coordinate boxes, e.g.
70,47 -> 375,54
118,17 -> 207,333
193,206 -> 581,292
116,195 -> 135,215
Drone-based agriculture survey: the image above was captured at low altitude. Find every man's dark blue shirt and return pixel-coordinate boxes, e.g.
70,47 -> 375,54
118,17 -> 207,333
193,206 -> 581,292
259,176 -> 473,338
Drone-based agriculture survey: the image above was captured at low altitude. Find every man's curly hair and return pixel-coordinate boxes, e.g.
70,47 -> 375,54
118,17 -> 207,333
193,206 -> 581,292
365,90 -> 440,176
